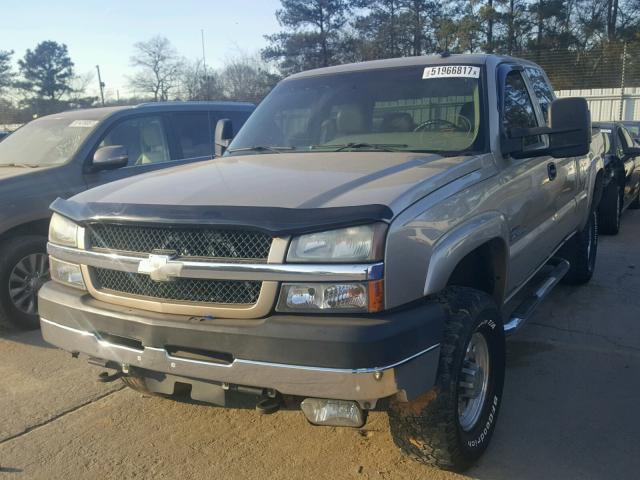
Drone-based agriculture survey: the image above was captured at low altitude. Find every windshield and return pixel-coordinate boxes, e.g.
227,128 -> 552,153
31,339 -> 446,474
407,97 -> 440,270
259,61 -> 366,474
229,65 -> 485,155
0,116 -> 99,167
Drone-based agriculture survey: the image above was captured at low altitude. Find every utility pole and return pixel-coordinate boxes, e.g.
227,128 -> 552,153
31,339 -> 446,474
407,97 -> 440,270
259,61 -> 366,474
201,29 -> 209,100
619,42 -> 627,121
95,65 -> 105,106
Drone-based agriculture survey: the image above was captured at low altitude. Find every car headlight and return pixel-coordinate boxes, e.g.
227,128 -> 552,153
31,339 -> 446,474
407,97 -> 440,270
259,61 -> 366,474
49,213 -> 78,247
287,224 -> 386,263
277,280 -> 384,313
49,257 -> 86,290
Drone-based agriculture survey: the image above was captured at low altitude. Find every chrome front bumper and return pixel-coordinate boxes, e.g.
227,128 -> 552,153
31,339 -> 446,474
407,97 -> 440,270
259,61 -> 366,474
41,317 -> 440,402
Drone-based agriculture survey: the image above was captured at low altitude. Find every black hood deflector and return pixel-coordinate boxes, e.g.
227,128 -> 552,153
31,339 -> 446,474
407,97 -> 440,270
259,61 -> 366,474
50,198 -> 393,236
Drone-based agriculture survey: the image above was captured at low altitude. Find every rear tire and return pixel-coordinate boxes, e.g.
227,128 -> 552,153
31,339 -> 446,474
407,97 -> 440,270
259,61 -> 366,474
0,236 -> 49,330
560,209 -> 598,285
629,191 -> 640,210
388,287 -> 505,472
598,183 -> 621,235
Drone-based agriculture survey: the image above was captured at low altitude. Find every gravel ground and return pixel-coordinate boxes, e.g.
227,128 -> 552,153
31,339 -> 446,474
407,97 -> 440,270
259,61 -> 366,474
1,211 -> 640,479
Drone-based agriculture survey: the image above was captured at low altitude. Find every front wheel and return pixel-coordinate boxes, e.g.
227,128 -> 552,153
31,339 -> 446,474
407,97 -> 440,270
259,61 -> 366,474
388,287 -> 505,472
0,235 -> 49,329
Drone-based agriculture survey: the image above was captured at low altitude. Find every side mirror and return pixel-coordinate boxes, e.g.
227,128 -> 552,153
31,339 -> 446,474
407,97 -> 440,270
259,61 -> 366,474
506,97 -> 591,159
92,145 -> 128,171
215,119 -> 233,157
546,97 -> 591,158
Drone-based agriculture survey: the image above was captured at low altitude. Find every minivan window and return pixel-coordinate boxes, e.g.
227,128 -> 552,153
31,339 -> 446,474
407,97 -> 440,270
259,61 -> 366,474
0,116 -> 98,167
229,66 -> 485,155
99,116 -> 170,166
171,112 -> 212,159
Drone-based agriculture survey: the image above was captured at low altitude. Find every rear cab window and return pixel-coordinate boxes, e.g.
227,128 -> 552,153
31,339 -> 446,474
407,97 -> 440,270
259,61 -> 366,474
524,67 -> 554,124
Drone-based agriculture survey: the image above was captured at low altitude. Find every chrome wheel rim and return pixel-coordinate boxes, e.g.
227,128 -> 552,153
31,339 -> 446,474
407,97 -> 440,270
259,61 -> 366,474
458,331 -> 490,432
8,253 -> 49,315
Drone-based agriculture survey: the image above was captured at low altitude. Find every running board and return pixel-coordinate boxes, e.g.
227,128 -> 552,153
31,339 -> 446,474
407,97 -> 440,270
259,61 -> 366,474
504,257 -> 570,335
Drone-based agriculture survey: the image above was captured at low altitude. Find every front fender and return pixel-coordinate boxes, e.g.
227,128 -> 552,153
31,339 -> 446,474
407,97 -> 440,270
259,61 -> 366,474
423,211 -> 510,297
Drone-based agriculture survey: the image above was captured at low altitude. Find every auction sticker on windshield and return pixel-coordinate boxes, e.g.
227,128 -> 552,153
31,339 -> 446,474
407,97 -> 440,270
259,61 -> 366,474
69,120 -> 99,128
423,66 -> 480,79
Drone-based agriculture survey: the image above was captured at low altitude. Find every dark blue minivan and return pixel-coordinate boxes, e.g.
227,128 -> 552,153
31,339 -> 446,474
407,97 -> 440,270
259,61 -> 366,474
0,101 -> 254,328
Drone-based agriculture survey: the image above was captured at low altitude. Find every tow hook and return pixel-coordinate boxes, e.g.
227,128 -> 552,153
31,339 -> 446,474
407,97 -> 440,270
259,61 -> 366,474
88,357 -> 126,383
255,394 -> 283,415
97,370 -> 125,383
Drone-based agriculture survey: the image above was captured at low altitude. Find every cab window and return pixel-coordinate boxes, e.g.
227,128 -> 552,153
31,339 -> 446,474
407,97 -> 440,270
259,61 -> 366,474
503,70 -> 541,148
99,116 -> 170,166
525,67 -> 554,124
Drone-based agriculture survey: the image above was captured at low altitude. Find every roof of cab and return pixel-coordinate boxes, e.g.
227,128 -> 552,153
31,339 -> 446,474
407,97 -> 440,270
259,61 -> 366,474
285,53 -> 543,81
35,101 -> 255,123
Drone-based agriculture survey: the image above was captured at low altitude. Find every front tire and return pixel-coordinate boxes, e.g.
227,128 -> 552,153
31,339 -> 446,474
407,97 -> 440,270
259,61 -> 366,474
560,209 -> 598,285
0,235 -> 49,329
388,287 -> 505,472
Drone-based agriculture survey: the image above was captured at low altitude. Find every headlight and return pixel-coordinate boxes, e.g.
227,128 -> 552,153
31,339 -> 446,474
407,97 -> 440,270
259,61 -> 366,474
287,224 -> 385,263
49,213 -> 78,247
49,257 -> 86,290
277,280 -> 384,313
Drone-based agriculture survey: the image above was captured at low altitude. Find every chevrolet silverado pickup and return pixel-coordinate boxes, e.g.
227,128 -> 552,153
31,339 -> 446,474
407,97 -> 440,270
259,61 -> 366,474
39,54 -> 604,472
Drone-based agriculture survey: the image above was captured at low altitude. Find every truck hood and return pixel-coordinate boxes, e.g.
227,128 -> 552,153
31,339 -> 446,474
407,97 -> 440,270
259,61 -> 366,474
72,152 -> 492,215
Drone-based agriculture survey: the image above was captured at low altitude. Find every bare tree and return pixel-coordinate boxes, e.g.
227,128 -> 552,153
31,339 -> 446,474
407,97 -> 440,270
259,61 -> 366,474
179,59 -> 224,101
129,36 -> 183,101
220,53 -> 280,104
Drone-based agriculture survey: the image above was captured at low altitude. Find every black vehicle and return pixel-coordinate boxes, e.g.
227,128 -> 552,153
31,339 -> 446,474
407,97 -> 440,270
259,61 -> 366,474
0,101 -> 254,329
594,122 -> 640,234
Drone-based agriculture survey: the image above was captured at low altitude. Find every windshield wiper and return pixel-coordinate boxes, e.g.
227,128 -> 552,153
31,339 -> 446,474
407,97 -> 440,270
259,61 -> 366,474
226,145 -> 295,154
0,163 -> 39,168
311,143 -> 408,152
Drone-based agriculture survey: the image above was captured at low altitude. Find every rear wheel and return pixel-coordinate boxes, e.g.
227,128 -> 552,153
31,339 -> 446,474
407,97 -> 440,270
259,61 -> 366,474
560,209 -> 598,285
0,236 -> 49,329
598,183 -> 621,234
629,190 -> 640,210
388,287 -> 505,472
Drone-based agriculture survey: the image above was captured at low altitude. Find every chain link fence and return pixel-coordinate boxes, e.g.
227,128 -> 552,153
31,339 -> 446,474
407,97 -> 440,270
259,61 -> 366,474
520,41 -> 640,121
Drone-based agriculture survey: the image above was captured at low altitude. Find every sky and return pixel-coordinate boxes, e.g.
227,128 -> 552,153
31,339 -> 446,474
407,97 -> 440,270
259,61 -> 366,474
0,0 -> 282,100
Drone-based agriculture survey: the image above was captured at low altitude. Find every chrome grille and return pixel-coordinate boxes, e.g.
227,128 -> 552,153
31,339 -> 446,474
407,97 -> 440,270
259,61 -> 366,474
93,268 -> 262,305
87,224 -> 272,261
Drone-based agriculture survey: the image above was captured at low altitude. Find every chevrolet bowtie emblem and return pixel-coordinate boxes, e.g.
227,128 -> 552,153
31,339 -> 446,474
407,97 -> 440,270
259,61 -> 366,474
137,254 -> 183,282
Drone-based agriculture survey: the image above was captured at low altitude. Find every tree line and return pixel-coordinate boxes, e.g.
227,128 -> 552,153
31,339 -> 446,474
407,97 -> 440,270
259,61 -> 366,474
0,37 -> 279,123
2,0 -> 639,123
263,0 -> 640,72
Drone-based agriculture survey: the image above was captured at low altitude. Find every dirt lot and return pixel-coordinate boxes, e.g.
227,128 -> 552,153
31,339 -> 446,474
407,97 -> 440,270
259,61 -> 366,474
2,212 -> 640,480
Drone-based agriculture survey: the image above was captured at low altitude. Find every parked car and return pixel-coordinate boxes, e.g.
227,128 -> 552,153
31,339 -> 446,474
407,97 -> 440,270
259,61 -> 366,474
0,131 -> 10,142
621,120 -> 640,143
39,54 -> 604,472
0,101 -> 254,329
593,122 -> 640,234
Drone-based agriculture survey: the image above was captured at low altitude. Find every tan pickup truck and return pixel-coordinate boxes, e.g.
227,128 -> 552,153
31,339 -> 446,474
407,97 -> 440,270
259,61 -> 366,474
39,54 -> 604,472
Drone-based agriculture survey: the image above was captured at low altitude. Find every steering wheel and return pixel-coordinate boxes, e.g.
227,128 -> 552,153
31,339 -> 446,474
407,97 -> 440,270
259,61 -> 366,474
413,115 -> 473,134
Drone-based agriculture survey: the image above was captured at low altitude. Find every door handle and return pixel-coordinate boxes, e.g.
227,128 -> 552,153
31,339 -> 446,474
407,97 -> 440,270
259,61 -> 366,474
547,162 -> 557,181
